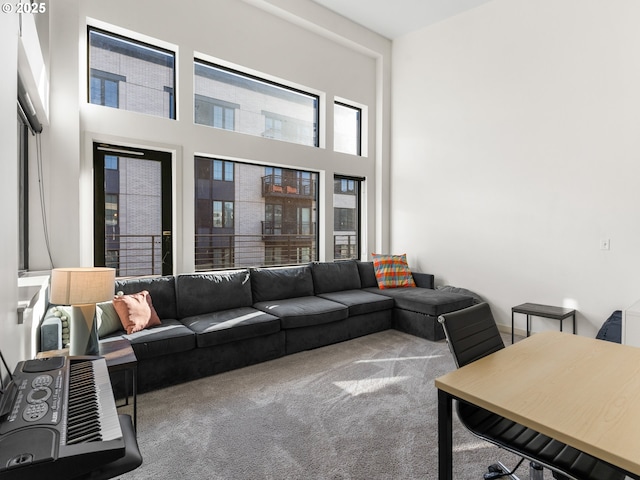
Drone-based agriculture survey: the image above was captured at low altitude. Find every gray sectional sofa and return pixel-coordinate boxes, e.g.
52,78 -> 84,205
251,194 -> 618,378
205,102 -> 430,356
95,260 -> 474,393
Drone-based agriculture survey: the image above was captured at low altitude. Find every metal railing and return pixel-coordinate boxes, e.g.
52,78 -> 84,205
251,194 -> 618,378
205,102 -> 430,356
105,234 -> 162,277
103,232 -> 356,275
333,234 -> 358,260
195,233 -> 316,271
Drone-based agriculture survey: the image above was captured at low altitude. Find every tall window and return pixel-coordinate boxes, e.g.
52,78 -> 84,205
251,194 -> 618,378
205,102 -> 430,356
88,27 -> 176,119
17,112 -> 28,271
334,102 -> 361,156
195,157 -> 318,270
194,60 -> 319,147
333,176 -> 362,260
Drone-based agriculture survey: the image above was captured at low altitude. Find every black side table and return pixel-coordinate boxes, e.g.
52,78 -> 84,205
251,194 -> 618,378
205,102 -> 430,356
99,339 -> 138,431
511,303 -> 576,344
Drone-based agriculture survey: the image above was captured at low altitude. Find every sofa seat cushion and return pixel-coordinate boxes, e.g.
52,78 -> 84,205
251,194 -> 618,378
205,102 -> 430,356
318,290 -> 394,317
101,319 -> 196,361
364,287 -> 473,317
253,296 -> 348,329
181,307 -> 281,348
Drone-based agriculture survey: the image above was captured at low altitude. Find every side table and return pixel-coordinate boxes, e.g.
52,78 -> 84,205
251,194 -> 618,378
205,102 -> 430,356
99,339 -> 138,431
511,303 -> 576,344
36,338 -> 138,431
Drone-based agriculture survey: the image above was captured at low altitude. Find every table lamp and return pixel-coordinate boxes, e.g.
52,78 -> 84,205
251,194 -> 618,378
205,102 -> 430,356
49,267 -> 115,356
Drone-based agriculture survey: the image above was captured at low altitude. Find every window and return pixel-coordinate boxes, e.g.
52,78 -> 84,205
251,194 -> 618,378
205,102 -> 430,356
334,102 -> 361,156
212,160 -> 234,182
88,27 -> 176,119
17,111 -> 28,271
194,157 -> 318,270
194,60 -> 319,147
90,70 -> 123,108
194,95 -> 236,130
213,200 -> 234,228
333,175 -> 362,260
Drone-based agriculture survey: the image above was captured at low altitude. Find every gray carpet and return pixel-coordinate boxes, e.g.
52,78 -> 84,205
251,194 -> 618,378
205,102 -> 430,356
119,329 -> 552,480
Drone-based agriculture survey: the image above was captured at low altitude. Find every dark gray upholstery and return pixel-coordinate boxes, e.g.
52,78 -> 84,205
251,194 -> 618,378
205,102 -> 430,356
356,260 -> 378,288
250,265 -> 314,302
181,307 -> 280,348
439,303 -> 627,480
365,286 -> 473,317
311,260 -> 361,294
176,270 -> 252,318
253,296 -> 348,329
318,290 -> 393,316
356,260 -> 434,289
102,319 -> 196,361
346,310 -> 392,339
115,275 -> 177,320
48,261 -> 484,396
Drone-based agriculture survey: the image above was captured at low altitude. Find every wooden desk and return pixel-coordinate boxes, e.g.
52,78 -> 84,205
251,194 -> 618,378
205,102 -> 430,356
435,332 -> 640,479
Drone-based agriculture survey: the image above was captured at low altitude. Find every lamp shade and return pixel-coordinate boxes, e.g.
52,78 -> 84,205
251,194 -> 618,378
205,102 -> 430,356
50,267 -> 115,305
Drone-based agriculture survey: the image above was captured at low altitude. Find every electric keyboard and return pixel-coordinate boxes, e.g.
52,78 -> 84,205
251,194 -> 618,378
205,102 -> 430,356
0,356 -> 125,479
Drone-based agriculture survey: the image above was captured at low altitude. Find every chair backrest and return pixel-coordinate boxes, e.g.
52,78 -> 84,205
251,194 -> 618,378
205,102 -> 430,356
438,302 -> 505,368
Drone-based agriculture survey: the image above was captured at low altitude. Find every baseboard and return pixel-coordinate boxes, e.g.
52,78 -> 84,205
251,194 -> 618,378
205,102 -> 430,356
497,323 -> 526,338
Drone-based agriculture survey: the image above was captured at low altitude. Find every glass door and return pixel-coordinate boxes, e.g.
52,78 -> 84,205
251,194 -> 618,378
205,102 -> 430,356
94,143 -> 172,276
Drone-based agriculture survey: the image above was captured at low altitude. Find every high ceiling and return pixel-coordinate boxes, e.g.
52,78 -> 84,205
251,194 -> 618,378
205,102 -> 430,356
311,0 -> 493,39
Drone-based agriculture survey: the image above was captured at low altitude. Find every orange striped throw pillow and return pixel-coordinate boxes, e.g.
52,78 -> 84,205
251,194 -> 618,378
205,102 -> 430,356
371,253 -> 416,289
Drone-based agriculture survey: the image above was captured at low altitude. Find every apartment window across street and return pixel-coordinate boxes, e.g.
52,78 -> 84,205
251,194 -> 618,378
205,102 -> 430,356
195,157 -> 318,271
88,27 -> 176,119
333,175 -> 362,260
194,60 -> 319,147
334,102 -> 361,156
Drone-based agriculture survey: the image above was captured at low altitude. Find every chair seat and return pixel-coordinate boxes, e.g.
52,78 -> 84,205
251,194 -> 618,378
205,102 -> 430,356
458,401 -> 626,480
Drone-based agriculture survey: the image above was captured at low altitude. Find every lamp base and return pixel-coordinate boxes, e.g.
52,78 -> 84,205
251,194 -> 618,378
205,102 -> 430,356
70,304 -> 99,356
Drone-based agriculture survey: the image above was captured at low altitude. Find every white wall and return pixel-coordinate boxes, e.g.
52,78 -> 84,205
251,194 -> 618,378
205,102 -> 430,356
0,10 -> 21,371
391,0 -> 640,336
38,0 -> 391,273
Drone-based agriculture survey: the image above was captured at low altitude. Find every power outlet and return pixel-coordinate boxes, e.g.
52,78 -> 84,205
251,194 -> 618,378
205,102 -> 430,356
600,239 -> 611,250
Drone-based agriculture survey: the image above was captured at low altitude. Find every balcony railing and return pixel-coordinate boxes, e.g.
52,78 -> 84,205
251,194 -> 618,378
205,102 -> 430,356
103,232 -> 354,275
104,234 -> 162,277
261,221 -> 316,237
261,174 -> 316,198
195,233 -> 316,271
334,234 -> 358,260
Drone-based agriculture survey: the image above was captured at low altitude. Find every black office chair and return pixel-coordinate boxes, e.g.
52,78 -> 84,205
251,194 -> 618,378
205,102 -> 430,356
438,302 -> 627,480
72,414 -> 143,480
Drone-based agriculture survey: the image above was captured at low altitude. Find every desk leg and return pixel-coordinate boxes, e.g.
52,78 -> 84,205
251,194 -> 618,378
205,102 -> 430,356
526,314 -> 530,337
573,313 -> 576,334
438,389 -> 453,480
511,311 -> 515,344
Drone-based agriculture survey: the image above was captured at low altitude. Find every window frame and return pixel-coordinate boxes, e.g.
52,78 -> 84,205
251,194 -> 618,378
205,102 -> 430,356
334,101 -> 362,156
194,59 -> 320,147
87,26 -> 177,119
333,174 -> 363,261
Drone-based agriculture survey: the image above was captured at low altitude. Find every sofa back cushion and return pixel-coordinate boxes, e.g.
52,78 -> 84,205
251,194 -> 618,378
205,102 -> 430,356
357,261 -> 379,288
176,270 -> 252,318
115,275 -> 177,320
250,265 -> 314,302
311,261 -> 361,294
